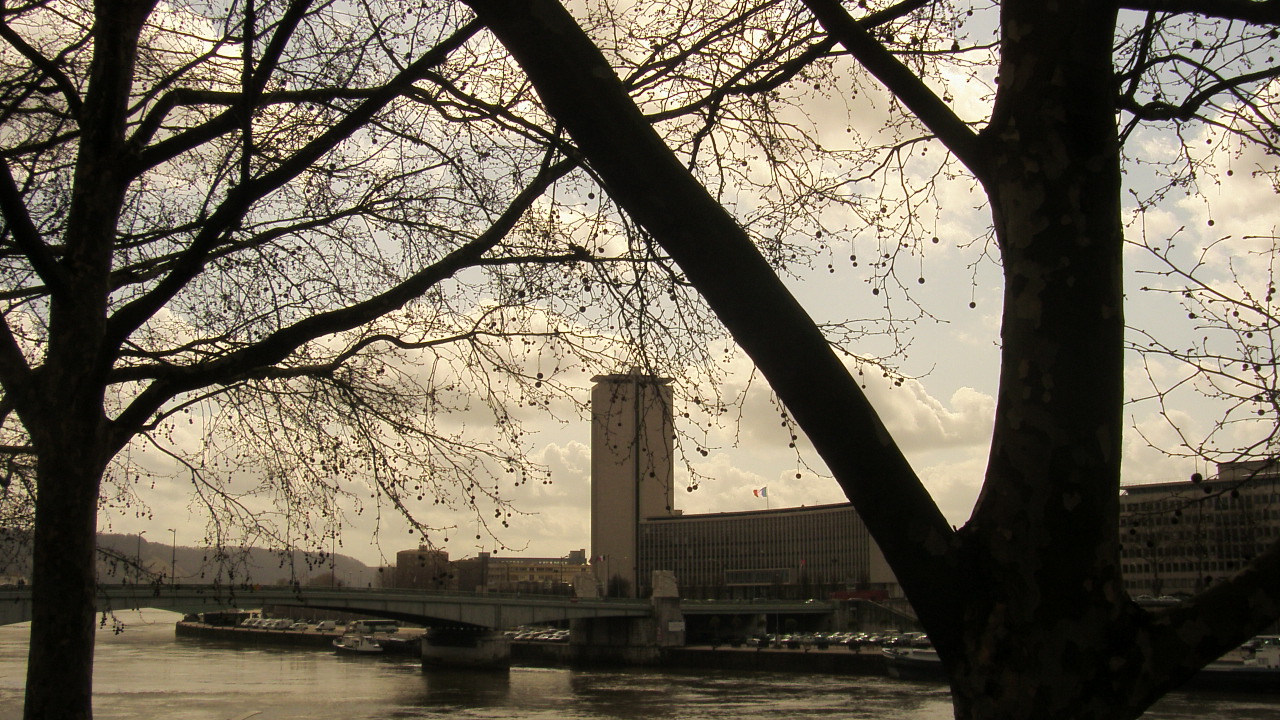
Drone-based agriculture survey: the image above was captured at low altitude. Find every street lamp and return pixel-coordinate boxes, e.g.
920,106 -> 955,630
135,530 -> 146,583
167,528 -> 176,589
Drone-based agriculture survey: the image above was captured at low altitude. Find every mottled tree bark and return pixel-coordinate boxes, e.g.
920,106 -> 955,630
943,1 -> 1135,716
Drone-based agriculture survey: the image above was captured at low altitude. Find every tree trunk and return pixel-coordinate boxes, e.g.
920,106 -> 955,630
20,6 -> 148,715
946,1 -> 1136,717
24,440 -> 106,720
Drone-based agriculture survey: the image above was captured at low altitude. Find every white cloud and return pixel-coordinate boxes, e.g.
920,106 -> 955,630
97,12 -> 1280,573
917,446 -> 989,527
865,380 -> 995,453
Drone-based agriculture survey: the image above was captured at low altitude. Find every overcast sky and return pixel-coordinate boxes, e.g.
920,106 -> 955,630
101,10 -> 1279,570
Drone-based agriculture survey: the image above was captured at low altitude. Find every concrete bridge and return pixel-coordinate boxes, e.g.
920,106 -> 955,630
0,581 -> 682,669
0,581 -> 861,669
0,583 -> 652,628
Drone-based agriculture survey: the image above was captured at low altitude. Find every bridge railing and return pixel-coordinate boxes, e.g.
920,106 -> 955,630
0,583 -> 656,628
73,582 -> 648,604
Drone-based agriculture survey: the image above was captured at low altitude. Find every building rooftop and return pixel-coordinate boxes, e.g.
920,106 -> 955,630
641,502 -> 855,522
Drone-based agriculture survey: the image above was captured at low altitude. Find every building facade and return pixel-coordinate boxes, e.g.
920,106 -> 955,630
637,503 -> 896,600
453,549 -> 588,594
393,546 -> 453,590
589,371 -> 897,600
590,372 -> 677,596
1120,459 -> 1280,597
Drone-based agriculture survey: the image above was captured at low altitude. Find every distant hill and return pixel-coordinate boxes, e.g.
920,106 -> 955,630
0,530 -> 381,588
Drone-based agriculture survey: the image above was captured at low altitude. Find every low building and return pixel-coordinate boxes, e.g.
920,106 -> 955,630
374,565 -> 397,589
1120,459 -> 1280,597
453,549 -> 588,594
393,546 -> 452,590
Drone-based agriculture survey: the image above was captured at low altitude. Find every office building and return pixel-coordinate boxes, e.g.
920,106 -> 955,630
638,502 -> 895,599
1120,459 -> 1280,597
453,549 -> 588,594
589,371 -> 897,600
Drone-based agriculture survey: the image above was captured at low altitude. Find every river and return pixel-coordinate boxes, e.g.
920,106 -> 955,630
0,610 -> 1277,719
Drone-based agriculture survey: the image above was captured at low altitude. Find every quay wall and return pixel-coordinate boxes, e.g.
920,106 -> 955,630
175,621 -> 341,648
662,646 -> 886,675
176,621 -> 890,676
486,641 -> 887,675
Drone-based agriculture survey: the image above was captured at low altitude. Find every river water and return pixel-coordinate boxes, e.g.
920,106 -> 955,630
0,609 -> 1277,719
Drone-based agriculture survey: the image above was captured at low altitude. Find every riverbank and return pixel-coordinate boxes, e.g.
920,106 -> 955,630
177,621 -> 891,676
175,621 -> 342,648
175,621 -> 426,654
514,642 -> 887,675
664,645 -> 887,675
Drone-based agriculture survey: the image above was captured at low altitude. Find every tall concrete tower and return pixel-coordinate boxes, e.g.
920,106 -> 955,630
590,371 -> 675,597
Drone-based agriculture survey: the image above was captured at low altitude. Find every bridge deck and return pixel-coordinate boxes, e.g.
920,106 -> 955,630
0,585 -> 845,630
0,584 -> 652,628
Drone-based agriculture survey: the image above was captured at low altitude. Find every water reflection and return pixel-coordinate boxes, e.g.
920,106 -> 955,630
404,668 -> 515,712
568,671 -> 685,720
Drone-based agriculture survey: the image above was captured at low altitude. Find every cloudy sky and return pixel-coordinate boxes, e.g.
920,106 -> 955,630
102,8 -> 1279,570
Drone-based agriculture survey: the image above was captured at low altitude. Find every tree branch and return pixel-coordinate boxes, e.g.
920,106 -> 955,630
107,250 -> 592,384
0,5 -> 84,121
0,157 -> 69,295
1118,60 -> 1280,121
0,318 -> 34,419
724,0 -> 943,98
800,0 -> 988,180
107,155 -> 577,449
463,0 -> 965,642
129,87 -> 389,171
128,0 -> 316,171
1138,540 -> 1280,698
1121,0 -> 1280,24
103,18 -> 483,357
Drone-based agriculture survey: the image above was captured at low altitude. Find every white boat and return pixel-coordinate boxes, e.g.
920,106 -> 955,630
333,634 -> 383,654
882,641 -> 945,681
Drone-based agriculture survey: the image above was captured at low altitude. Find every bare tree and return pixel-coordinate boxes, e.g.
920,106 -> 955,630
463,0 -> 1280,718
8,0 -> 1280,718
0,1 -> 871,717
0,2 -> 655,717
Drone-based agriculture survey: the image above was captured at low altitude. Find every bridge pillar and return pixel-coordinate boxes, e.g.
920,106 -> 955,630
568,570 -> 684,665
651,570 -> 685,647
420,627 -> 511,671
